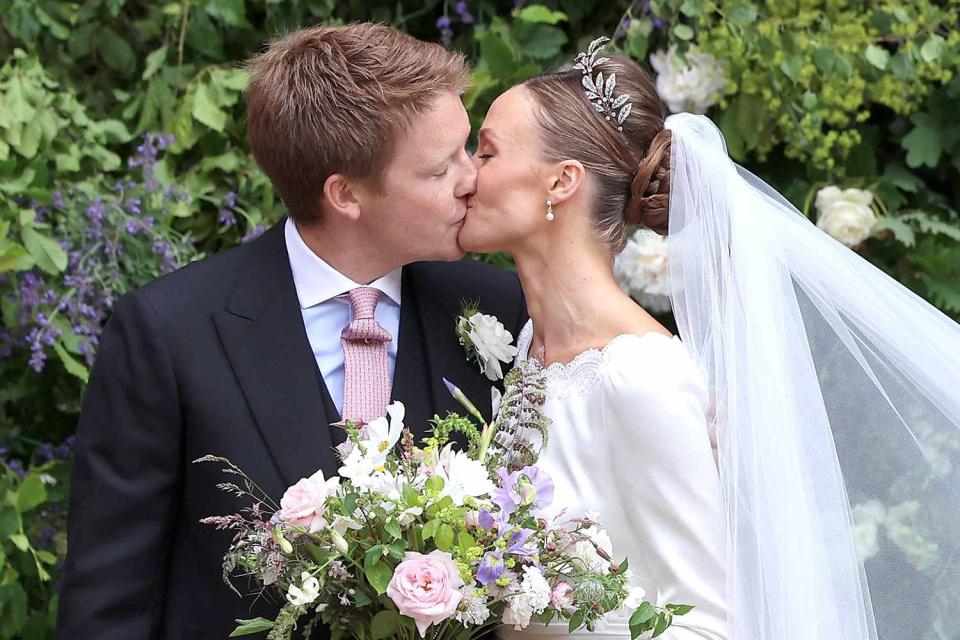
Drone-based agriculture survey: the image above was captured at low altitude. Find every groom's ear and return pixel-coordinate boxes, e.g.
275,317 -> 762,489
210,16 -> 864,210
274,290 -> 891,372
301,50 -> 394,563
545,160 -> 585,206
323,173 -> 363,222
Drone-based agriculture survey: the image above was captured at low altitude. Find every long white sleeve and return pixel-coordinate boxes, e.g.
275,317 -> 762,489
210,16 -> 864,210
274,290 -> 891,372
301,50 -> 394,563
601,336 -> 728,639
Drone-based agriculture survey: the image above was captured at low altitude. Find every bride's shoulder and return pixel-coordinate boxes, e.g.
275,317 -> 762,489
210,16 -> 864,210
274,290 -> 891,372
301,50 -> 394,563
601,331 -> 708,407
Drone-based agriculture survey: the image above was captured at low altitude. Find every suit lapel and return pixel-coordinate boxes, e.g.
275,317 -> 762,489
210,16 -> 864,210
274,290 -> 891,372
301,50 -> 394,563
391,267 -> 434,437
214,220 -> 340,489
396,264 -> 496,436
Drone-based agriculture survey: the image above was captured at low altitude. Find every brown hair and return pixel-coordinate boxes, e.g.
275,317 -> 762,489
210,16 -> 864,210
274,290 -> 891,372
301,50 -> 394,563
244,23 -> 470,225
523,53 -> 672,252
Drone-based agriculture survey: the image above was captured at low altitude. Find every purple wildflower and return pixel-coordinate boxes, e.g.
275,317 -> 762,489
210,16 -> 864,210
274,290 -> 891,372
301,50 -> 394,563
476,551 -> 506,586
491,465 -> 555,516
242,224 -> 266,243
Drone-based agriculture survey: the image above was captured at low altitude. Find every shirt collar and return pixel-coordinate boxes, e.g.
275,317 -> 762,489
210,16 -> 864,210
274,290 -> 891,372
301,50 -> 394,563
284,217 -> 402,310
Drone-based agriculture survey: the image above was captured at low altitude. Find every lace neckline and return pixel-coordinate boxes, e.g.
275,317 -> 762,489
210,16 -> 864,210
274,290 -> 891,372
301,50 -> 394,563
514,320 -> 678,397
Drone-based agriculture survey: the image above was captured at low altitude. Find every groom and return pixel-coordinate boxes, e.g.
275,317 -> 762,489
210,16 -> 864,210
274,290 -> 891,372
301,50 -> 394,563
55,23 -> 525,640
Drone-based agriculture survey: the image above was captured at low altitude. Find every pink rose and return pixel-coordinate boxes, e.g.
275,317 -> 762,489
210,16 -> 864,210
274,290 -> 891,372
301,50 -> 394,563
386,550 -> 464,637
551,582 -> 575,612
277,469 -> 339,533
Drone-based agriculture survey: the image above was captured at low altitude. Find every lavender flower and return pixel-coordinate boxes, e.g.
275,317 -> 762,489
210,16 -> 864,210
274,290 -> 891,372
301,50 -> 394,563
242,224 -> 266,243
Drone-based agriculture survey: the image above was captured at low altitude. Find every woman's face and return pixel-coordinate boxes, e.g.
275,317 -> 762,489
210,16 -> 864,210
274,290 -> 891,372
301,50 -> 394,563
458,86 -> 552,254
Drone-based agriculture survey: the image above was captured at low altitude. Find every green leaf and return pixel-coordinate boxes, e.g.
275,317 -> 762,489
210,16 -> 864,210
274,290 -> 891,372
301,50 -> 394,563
53,340 -> 90,383
10,533 -> 30,552
364,555 -> 393,595
567,610 -> 584,633
20,227 -> 67,274
421,518 -> 439,541
780,56 -> 802,81
434,524 -> 455,552
371,610 -> 401,640
142,45 -> 169,80
902,113 -> 942,168
652,612 -> 672,637
425,475 -> 445,494
728,2 -> 757,25
384,519 -> 402,540
97,27 -> 136,75
479,31 -> 515,80
865,44 -> 890,70
229,618 -> 275,636
630,602 -> 656,626
0,509 -> 19,537
665,604 -> 695,615
192,83 -> 228,132
515,5 -> 567,24
204,0 -> 252,28
516,25 -> 567,60
15,473 -> 46,513
920,36 -> 946,63
672,24 -> 694,41
883,163 -> 922,193
873,217 -> 916,247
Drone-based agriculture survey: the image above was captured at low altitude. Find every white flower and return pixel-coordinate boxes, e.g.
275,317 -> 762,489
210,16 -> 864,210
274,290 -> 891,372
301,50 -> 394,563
338,402 -> 406,491
851,500 -> 887,562
624,584 -> 647,609
815,186 -> 877,247
502,566 -> 551,630
455,585 -> 491,626
465,313 -> 518,381
435,443 -> 496,506
398,506 -> 424,526
330,515 -> 363,536
615,229 -> 671,314
884,500 -> 939,571
286,571 -> 321,607
649,45 -> 726,114
569,519 -> 615,574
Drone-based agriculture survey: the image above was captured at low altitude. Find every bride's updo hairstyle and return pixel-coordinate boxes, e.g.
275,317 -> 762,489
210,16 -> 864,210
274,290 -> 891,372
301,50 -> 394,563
523,50 -> 672,252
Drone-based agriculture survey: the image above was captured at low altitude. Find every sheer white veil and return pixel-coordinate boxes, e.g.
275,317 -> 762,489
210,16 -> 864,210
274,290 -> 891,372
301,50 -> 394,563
664,112 -> 960,640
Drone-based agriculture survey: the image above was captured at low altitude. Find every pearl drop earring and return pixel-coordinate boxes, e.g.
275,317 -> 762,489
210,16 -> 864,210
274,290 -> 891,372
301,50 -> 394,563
546,199 -> 555,221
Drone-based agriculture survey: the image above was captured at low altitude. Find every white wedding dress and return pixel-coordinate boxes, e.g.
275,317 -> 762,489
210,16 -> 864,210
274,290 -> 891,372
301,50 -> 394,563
498,320 -> 729,640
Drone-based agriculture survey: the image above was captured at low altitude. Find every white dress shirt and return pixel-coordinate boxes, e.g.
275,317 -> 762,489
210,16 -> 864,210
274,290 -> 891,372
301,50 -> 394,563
284,217 -> 402,416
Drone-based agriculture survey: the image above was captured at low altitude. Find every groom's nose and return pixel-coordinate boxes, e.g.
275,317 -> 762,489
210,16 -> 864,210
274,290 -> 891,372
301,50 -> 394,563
454,150 -> 478,199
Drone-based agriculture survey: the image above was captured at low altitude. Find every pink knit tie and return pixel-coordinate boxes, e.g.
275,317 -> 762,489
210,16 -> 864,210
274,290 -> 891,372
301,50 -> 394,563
340,287 -> 392,424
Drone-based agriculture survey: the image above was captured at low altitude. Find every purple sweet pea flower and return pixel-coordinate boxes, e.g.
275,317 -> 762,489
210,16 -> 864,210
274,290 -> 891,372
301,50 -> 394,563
476,550 -> 506,586
505,527 -> 538,557
492,465 -> 555,516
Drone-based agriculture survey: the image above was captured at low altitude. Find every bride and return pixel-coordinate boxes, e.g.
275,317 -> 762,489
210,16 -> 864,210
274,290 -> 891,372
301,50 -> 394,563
458,37 -> 960,640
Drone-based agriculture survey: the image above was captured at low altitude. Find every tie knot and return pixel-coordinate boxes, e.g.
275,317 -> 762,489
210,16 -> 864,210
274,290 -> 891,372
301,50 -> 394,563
346,287 -> 383,320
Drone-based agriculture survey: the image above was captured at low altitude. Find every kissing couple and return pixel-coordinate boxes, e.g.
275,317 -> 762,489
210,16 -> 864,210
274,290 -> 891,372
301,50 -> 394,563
56,21 -> 960,640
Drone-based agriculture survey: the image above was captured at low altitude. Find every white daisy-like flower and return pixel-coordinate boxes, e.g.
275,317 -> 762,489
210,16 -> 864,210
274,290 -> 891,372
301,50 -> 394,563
502,566 -> 551,630
456,585 -> 491,626
436,443 -> 496,505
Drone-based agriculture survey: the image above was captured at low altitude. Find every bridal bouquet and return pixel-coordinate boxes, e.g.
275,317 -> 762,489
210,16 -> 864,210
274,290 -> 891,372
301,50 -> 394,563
199,376 -> 691,640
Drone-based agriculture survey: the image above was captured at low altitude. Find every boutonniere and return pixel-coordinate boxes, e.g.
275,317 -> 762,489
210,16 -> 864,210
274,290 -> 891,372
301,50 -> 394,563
455,301 -> 519,381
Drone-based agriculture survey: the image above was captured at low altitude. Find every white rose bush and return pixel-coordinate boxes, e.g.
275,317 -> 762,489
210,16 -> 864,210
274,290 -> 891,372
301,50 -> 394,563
197,370 -> 690,639
814,186 -> 879,247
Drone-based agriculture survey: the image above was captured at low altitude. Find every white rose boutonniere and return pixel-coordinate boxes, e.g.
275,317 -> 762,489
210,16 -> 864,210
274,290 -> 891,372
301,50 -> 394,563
814,186 -> 878,247
456,305 -> 518,381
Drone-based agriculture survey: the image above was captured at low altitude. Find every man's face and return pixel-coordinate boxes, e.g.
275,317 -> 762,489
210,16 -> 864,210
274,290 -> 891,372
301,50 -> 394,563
355,91 -> 476,265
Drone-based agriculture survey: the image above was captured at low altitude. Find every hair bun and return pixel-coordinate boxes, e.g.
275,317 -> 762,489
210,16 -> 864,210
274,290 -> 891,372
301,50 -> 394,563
624,128 -> 672,235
